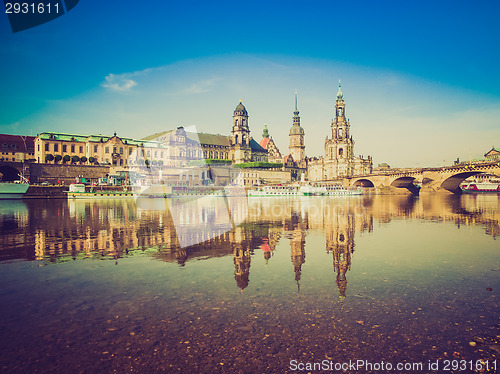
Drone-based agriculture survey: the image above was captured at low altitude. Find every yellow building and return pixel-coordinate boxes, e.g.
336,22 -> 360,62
35,132 -> 166,166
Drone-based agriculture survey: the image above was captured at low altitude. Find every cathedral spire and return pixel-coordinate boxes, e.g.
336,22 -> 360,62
262,124 -> 269,139
337,80 -> 343,100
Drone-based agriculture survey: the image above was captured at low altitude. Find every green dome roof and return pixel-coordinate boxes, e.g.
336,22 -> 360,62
289,124 -> 304,135
234,101 -> 248,116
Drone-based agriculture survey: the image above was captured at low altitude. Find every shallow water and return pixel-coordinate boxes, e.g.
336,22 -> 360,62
0,194 -> 499,373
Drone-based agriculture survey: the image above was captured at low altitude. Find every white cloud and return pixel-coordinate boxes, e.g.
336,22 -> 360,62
102,73 -> 137,92
181,77 -> 221,95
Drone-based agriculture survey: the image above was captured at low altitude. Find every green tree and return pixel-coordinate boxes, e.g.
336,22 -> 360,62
152,160 -> 158,166
71,155 -> 80,164
145,159 -> 150,167
88,156 -> 95,164
80,156 -> 88,164
63,155 -> 70,164
158,160 -> 164,167
45,154 -> 54,163
54,154 -> 62,163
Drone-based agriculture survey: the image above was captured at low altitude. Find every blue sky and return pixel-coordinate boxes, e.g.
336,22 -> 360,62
1,0 -> 499,167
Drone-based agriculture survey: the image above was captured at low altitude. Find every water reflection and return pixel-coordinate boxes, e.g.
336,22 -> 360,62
1,194 -> 499,297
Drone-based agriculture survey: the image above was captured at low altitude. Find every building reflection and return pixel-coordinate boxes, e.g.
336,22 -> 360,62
1,194 -> 499,295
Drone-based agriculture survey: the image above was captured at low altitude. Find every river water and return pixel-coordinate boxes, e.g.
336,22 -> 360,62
0,194 -> 499,373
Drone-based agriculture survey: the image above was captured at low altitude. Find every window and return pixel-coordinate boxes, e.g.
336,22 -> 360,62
154,151 -> 157,158
129,148 -> 133,155
113,147 -> 117,154
209,151 -> 213,158
79,146 -> 83,153
339,148 -> 344,157
71,145 -> 75,153
120,147 -> 123,154
94,145 -> 98,153
105,147 -> 109,154
147,151 -> 150,157
63,145 -> 67,152
161,151 -> 164,158
54,144 -> 58,152
45,144 -> 49,151
214,152 -> 218,159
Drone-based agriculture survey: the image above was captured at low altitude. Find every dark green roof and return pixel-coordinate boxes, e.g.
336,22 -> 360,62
249,138 -> 266,152
38,132 -> 164,148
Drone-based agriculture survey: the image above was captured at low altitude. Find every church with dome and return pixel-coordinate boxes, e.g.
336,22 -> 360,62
143,82 -> 370,184
307,82 -> 372,181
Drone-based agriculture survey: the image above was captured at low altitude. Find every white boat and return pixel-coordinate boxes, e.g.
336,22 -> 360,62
248,184 -> 362,197
461,182 -> 500,194
0,176 -> 29,199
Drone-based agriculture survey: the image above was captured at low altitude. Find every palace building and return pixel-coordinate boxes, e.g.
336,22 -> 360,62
35,132 -> 166,166
307,82 -> 372,181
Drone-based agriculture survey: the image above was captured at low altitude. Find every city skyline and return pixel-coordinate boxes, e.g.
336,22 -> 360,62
1,1 -> 499,168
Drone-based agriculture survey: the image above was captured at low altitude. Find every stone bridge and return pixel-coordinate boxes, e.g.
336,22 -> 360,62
0,161 -> 29,181
346,161 -> 500,194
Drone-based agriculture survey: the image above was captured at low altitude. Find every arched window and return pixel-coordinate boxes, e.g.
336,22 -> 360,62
214,151 -> 218,159
235,134 -> 239,144
209,151 -> 213,158
339,148 -> 343,157
235,119 -> 238,127
338,128 -> 343,138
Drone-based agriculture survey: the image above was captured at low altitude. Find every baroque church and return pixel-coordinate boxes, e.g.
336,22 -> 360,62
307,82 -> 372,181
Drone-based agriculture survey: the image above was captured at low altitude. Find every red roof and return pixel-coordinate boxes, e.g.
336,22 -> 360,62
259,137 -> 271,149
0,134 -> 35,152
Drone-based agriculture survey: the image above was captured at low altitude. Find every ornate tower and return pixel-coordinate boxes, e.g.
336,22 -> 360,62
231,101 -> 251,164
324,81 -> 355,177
289,92 -> 305,164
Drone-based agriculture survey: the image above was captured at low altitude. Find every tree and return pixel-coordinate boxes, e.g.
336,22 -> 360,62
63,155 -> 70,164
88,156 -> 95,164
145,159 -> 150,167
152,160 -> 158,166
80,156 -> 87,164
71,155 -> 80,164
158,160 -> 164,167
45,154 -> 54,163
54,154 -> 62,163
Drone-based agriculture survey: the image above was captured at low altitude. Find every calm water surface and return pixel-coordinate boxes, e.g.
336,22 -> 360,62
0,194 -> 499,373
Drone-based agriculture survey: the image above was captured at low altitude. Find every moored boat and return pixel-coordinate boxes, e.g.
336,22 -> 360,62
66,183 -> 134,198
461,182 -> 500,193
248,184 -> 362,197
0,175 -> 29,199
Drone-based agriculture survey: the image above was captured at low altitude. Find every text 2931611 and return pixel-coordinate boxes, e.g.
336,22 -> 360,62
5,2 -> 60,14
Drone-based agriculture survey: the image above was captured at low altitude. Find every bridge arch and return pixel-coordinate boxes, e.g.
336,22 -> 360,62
440,171 -> 487,193
353,178 -> 374,187
390,176 -> 417,188
0,165 -> 22,182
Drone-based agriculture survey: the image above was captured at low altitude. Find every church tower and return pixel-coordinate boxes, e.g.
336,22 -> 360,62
231,101 -> 251,164
288,92 -> 305,164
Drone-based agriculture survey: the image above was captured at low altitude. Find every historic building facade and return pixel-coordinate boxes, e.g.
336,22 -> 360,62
259,125 -> 282,163
34,132 -> 166,167
308,83 -> 372,181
